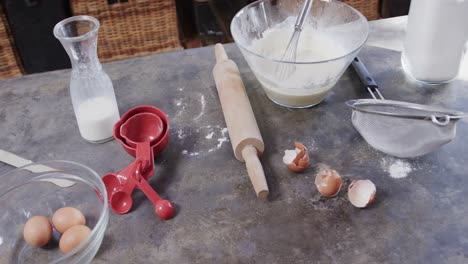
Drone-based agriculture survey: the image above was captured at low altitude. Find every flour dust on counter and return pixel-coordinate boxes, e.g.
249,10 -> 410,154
174,98 -> 186,118
177,129 -> 187,139
181,150 -> 200,157
205,132 -> 214,139
178,125 -> 230,157
380,157 -> 414,179
173,92 -> 206,121
211,127 -> 229,152
194,94 -> 206,120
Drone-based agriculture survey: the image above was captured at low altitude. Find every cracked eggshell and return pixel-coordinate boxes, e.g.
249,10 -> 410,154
315,169 -> 342,197
348,179 -> 376,208
282,142 -> 310,173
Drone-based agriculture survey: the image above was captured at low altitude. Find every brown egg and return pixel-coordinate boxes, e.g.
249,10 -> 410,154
315,169 -> 343,197
59,225 -> 91,254
23,215 -> 53,247
52,207 -> 86,233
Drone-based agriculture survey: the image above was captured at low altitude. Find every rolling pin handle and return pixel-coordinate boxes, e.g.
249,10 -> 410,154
215,43 -> 229,63
242,145 -> 269,199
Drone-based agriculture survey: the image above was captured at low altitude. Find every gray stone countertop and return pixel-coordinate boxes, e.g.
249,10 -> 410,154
1,16 -> 468,263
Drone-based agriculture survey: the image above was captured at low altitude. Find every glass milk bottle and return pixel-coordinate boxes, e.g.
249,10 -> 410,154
54,16 -> 120,143
401,0 -> 468,84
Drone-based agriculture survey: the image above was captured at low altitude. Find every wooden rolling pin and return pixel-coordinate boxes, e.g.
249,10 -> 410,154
212,43 -> 269,198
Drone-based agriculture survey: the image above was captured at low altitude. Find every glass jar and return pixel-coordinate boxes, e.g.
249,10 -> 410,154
54,16 -> 120,143
401,0 -> 468,84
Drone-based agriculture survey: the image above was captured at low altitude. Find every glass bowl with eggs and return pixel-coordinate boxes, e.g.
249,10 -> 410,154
0,161 -> 109,264
231,0 -> 369,108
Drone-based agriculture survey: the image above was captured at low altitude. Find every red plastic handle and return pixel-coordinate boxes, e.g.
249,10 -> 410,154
136,141 -> 153,177
133,175 -> 162,204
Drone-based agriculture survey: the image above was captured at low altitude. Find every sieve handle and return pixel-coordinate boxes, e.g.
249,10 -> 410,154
352,57 -> 379,91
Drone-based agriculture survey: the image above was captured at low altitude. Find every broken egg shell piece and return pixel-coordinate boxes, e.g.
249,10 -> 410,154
282,142 -> 310,173
282,149 -> 299,165
315,169 -> 343,197
348,179 -> 376,208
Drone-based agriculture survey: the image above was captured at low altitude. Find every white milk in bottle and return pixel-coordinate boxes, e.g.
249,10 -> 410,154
402,0 -> 468,84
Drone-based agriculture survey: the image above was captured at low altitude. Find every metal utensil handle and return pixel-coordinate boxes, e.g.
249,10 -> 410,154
295,0 -> 314,30
0,149 -> 76,188
352,57 -> 379,91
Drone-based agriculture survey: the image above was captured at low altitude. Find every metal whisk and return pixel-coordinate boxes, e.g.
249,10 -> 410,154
276,0 -> 314,80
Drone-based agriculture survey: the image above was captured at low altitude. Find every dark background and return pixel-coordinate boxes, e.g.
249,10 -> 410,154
0,0 -> 410,75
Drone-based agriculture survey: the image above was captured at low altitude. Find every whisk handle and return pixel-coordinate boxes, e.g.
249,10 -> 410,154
352,57 -> 379,91
295,0 -> 314,30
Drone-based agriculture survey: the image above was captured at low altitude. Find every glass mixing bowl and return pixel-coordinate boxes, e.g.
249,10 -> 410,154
0,161 -> 109,264
231,0 -> 369,108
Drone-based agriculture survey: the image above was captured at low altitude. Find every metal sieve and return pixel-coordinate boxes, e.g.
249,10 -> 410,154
346,57 -> 468,158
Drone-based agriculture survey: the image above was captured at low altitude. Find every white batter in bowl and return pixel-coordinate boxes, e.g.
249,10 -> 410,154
231,0 -> 369,108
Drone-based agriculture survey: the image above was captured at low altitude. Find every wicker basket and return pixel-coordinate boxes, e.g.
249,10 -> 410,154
71,0 -> 182,62
0,6 -> 22,79
341,0 -> 380,20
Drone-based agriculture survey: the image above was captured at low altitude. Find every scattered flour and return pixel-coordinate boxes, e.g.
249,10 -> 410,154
305,139 -> 317,151
180,125 -> 229,156
174,93 -> 205,120
381,158 -> 413,179
177,129 -> 186,139
209,127 -> 229,152
194,94 -> 206,120
175,100 -> 186,117
22,209 -> 31,218
216,128 -> 229,148
389,161 -> 412,179
181,150 -> 200,156
182,150 -> 200,156
205,132 -> 214,139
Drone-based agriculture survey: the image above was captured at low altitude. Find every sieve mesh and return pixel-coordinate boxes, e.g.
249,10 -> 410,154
349,57 -> 465,158
350,103 -> 457,158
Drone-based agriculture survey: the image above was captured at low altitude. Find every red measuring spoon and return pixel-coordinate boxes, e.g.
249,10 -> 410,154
132,173 -> 175,220
120,113 -> 174,220
102,159 -> 144,214
103,107 -> 174,218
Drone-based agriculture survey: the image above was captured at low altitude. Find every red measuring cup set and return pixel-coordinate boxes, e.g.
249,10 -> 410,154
102,106 -> 175,220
